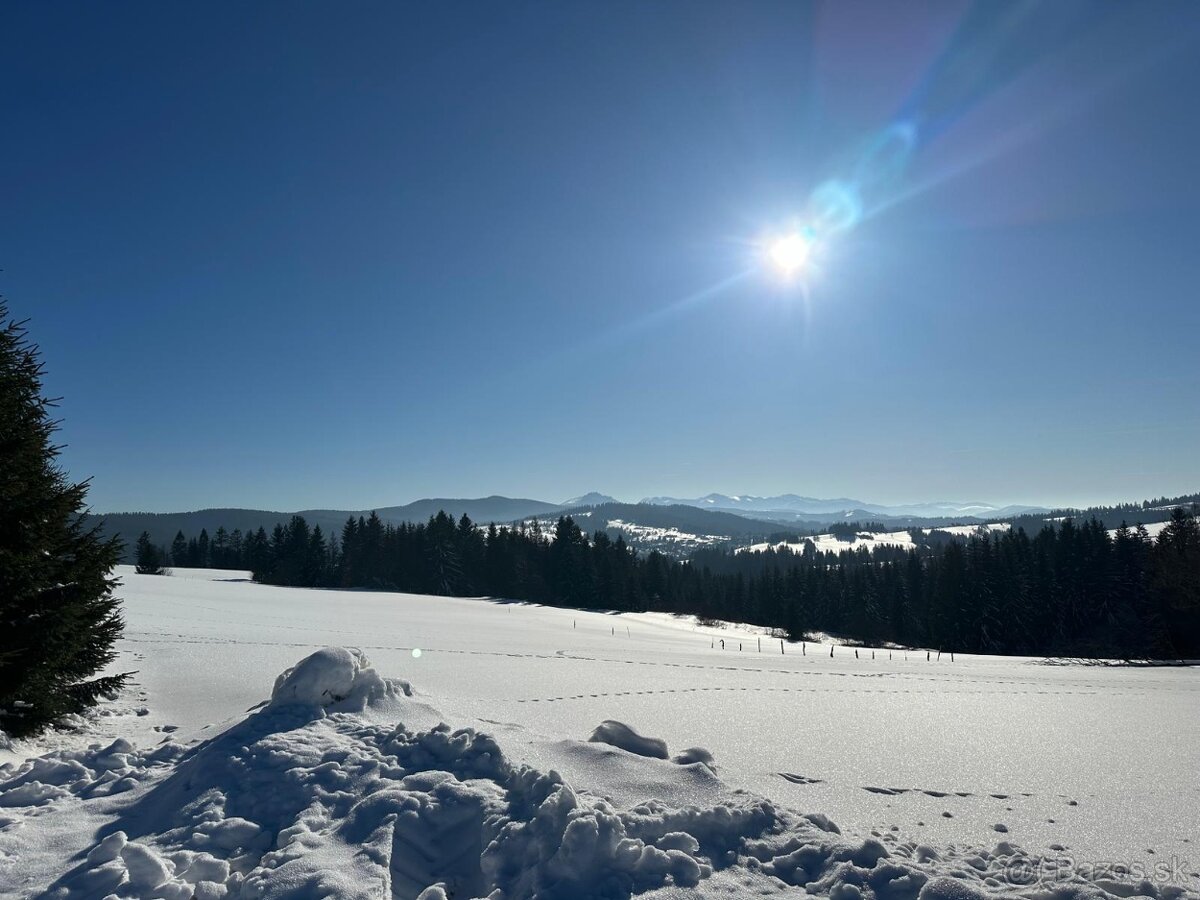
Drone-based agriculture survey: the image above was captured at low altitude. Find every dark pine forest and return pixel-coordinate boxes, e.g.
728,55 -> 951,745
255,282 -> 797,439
136,506 -> 1200,661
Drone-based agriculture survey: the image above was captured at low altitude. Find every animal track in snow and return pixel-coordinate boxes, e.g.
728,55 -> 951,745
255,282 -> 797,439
778,773 -> 824,785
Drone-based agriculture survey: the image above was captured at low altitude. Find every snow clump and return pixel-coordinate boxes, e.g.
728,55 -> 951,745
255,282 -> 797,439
268,645 -> 409,713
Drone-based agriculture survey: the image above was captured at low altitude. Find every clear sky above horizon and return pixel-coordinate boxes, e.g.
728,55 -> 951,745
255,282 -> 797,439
4,1 -> 1200,513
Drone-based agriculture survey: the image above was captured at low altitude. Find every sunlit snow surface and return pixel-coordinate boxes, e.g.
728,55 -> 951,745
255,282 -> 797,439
1,567 -> 1198,898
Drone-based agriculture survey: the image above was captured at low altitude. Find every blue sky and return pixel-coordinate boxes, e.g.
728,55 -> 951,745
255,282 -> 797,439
4,1 -> 1199,513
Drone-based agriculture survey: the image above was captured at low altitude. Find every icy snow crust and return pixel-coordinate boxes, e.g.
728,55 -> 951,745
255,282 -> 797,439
4,647 -> 1195,900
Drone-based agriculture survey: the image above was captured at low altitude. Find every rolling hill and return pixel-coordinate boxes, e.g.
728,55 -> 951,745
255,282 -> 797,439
87,496 -> 565,557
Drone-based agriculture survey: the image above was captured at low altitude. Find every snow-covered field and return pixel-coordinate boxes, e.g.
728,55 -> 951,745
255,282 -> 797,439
2,567 -> 1198,898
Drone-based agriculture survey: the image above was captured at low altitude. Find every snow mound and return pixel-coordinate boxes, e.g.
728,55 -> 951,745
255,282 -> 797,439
268,646 -> 409,713
919,876 -> 991,900
588,722 -> 717,774
671,746 -> 717,773
589,720 -> 670,759
3,649 -> 1196,900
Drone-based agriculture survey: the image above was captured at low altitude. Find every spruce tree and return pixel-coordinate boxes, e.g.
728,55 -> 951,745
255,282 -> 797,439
1152,507 -> 1200,656
211,526 -> 229,568
0,305 -> 128,737
197,528 -> 210,568
135,531 -> 168,575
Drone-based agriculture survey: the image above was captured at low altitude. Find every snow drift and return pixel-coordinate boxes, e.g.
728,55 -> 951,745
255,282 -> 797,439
588,720 -> 718,776
588,720 -> 670,760
1,648 -> 1195,900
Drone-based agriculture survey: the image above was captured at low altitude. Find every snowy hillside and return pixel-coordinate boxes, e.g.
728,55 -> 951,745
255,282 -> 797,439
2,568 -> 1197,898
521,515 -> 730,552
605,519 -> 728,554
738,524 -> 1014,556
519,504 -> 768,557
1107,520 -> 1171,541
931,524 -> 1012,538
740,531 -> 918,555
737,521 -> 1177,558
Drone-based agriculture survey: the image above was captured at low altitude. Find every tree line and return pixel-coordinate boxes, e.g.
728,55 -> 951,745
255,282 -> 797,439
135,524 -> 272,574
1009,493 -> 1200,535
141,507 -> 1200,660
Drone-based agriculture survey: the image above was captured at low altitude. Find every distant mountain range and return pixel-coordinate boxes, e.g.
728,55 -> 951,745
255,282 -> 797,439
89,488 -> 1198,566
87,496 -> 563,556
567,502 -> 780,537
639,493 -> 1047,523
89,490 -> 1051,562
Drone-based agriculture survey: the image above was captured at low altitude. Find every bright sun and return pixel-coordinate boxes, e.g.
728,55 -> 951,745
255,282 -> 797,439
768,232 -> 812,277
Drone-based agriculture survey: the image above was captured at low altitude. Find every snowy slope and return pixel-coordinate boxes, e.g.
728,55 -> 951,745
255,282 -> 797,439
1107,521 -> 1171,541
605,519 -> 728,554
929,524 -> 1013,538
740,531 -> 918,555
2,568 -> 1197,898
739,524 -> 1025,556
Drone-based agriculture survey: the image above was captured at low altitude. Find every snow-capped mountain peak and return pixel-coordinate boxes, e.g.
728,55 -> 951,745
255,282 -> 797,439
562,492 -> 619,508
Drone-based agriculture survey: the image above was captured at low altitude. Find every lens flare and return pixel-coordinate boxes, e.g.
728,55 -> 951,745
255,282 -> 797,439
809,180 -> 863,234
768,232 -> 812,276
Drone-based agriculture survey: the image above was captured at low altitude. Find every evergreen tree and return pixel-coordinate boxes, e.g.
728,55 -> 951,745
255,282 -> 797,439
550,517 -> 595,607
306,525 -> 328,586
211,526 -> 229,568
135,531 -> 168,575
0,305 -> 128,737
1151,507 -> 1200,657
171,530 -> 188,567
229,528 -> 244,568
426,512 -> 463,595
338,516 -> 360,586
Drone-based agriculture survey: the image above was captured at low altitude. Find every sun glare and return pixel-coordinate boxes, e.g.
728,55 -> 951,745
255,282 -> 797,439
768,232 -> 812,277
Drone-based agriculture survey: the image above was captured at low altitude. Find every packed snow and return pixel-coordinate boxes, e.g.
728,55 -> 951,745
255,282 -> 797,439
1,567 -> 1198,898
